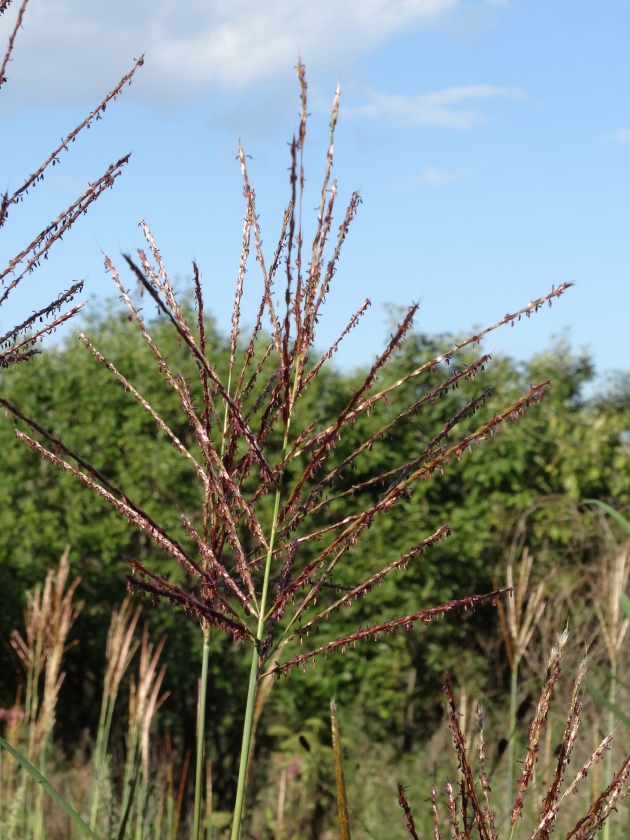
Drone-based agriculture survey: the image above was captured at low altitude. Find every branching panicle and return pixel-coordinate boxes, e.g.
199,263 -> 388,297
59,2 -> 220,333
4,61 -> 579,839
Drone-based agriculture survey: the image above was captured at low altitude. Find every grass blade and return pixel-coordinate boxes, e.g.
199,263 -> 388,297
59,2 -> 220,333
584,499 -> 630,535
576,673 -> 630,728
588,660 -> 630,694
331,698 -> 351,840
0,734 -> 99,840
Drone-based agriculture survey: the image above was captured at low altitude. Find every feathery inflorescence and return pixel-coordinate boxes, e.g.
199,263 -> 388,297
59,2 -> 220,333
3,63 -> 575,682
0,0 -> 143,369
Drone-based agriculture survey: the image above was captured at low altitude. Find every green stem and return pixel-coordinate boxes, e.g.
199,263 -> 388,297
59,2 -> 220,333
89,687 -> 111,831
194,627 -> 212,840
231,644 -> 260,840
33,739 -> 47,840
230,359 -> 302,840
231,456 -> 286,840
120,723 -> 140,831
231,488 -> 286,840
507,661 -> 519,822
603,662 -> 617,840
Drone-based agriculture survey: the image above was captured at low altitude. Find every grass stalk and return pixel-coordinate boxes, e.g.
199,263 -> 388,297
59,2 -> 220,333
506,662 -> 518,819
33,738 -> 48,840
275,767 -> 287,840
194,626 -> 211,840
89,695 -> 110,830
173,748 -> 190,840
165,727 -> 174,840
230,402 -> 293,840
205,759 -> 213,840
603,662 -> 617,840
231,642 -> 262,840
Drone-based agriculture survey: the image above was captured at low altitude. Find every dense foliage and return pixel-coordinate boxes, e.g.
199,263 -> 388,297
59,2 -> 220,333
1,307 -> 628,807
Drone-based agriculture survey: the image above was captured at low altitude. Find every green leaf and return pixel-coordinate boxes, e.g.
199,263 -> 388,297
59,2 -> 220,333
588,660 -> 630,694
0,735 -> 99,840
584,499 -> 630,535
579,678 -> 630,729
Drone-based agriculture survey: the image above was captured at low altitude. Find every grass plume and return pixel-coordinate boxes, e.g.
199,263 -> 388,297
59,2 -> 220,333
2,62 -> 573,837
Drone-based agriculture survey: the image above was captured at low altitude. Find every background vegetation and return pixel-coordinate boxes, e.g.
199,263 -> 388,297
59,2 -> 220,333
1,304 -> 629,835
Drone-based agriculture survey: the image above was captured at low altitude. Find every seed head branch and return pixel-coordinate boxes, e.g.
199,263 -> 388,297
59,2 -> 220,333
300,298 -> 371,393
511,629 -> 568,824
398,783 -> 421,840
0,302 -> 86,367
124,560 -> 253,642
237,156 -> 285,355
0,156 -> 130,304
560,754 -> 630,840
0,0 -> 27,89
13,430 -> 204,582
8,57 -> 144,208
539,654 -> 587,840
269,591 -> 509,677
0,281 -> 84,347
274,524 -> 452,643
297,283 -> 573,460
123,254 -> 279,489
75,329 -> 208,484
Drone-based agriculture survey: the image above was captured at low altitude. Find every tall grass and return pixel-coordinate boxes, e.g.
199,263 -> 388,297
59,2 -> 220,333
0,555 -> 172,839
0,57 -> 577,837
398,632 -> 630,840
5,4 -> 617,839
496,545 -> 548,817
3,545 -> 630,839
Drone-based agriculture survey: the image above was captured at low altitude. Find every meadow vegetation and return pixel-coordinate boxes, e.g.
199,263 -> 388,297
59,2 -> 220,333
2,2 -> 630,838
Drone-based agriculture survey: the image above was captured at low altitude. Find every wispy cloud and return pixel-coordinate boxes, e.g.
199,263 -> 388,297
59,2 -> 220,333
421,165 -> 469,186
1,0 -> 457,106
388,164 -> 470,192
346,84 -> 525,128
604,129 -> 630,145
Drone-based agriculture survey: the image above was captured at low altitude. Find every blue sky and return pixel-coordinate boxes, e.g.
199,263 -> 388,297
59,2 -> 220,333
1,0 -> 629,377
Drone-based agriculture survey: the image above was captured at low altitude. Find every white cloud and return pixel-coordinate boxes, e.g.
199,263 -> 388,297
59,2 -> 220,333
345,84 -> 524,128
0,0 -> 457,105
421,165 -> 468,186
604,129 -> 630,145
388,164 -> 470,191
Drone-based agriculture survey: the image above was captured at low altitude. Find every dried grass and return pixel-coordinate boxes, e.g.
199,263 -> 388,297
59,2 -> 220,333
398,633 -> 630,840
